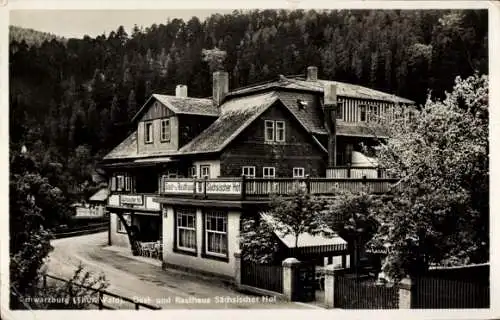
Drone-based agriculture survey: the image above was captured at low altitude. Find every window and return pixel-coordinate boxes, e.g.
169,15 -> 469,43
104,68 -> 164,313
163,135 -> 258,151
111,173 -> 133,192
263,167 -> 276,178
117,214 -> 131,234
188,166 -> 197,178
336,103 -> 343,120
176,209 -> 197,252
265,120 -> 286,142
200,165 -> 210,178
368,105 -> 379,122
160,118 -> 170,142
145,121 -> 154,143
293,167 -> 305,178
359,105 -> 367,122
276,121 -> 285,142
204,211 -> 228,257
265,120 -> 275,142
242,166 -> 256,177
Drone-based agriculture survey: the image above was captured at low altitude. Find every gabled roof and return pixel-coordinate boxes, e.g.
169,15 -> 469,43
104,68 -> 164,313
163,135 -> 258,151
131,94 -> 217,123
227,76 -> 415,104
178,91 -> 327,155
177,92 -> 279,155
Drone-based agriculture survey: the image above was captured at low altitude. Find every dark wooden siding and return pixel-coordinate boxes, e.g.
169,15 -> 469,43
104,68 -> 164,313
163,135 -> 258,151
140,100 -> 175,122
220,102 -> 327,177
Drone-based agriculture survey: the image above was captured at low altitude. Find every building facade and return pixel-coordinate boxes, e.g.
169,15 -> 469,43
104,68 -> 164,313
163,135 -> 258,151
100,66 -> 414,279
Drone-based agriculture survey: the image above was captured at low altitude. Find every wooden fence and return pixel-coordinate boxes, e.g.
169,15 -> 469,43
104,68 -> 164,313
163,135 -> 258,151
334,274 -> 399,309
42,274 -> 161,310
411,276 -> 490,309
241,261 -> 283,294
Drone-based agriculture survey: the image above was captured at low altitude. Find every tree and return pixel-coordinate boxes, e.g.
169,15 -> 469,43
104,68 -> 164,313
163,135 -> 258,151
366,74 -> 488,281
321,188 -> 380,274
239,217 -> 281,264
201,47 -> 227,73
265,185 -> 326,249
9,151 -> 107,309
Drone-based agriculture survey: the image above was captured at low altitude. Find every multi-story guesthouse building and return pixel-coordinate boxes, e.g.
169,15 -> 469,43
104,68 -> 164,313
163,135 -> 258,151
100,66 -> 414,280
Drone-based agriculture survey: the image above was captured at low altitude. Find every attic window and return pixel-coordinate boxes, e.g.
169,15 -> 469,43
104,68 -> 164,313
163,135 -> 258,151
297,99 -> 308,110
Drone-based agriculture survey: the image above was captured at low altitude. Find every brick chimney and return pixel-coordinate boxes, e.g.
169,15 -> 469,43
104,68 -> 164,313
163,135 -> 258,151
175,85 -> 188,98
324,83 -> 337,167
213,71 -> 229,108
307,66 -> 318,81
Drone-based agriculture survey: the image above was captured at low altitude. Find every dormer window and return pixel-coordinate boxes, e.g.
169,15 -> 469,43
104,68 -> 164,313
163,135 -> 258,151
297,99 -> 308,109
145,121 -> 154,143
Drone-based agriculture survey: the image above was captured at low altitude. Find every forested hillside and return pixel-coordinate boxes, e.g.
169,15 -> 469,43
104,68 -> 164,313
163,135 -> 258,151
9,25 -> 66,46
9,9 -> 488,200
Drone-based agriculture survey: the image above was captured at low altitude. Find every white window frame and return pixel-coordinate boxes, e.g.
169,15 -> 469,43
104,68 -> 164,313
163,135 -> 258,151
176,209 -> 197,252
263,167 -> 276,178
200,165 -> 211,178
188,166 -> 197,178
264,120 -> 275,142
275,121 -> 285,142
293,167 -> 305,178
145,121 -> 154,143
204,211 -> 228,257
117,214 -> 131,234
160,118 -> 170,142
242,166 -> 256,178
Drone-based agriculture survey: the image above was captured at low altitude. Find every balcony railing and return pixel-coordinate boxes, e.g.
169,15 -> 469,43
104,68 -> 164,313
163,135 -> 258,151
159,176 -> 401,200
326,166 -> 392,179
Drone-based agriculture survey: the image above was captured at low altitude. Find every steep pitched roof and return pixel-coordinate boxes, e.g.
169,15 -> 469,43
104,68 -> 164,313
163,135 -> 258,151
228,76 -> 415,104
177,92 -> 279,155
152,94 -> 218,116
178,91 -> 328,155
278,91 -> 326,134
103,132 -> 137,160
131,94 -> 217,123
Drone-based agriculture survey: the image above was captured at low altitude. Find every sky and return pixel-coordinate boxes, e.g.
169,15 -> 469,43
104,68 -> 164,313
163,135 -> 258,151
9,9 -> 234,39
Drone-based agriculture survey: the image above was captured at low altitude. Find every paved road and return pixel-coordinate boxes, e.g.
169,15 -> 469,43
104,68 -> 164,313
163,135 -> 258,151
46,232 -> 315,309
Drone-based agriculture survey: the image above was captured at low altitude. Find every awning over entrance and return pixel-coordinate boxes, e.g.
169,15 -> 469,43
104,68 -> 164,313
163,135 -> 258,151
261,213 -> 348,255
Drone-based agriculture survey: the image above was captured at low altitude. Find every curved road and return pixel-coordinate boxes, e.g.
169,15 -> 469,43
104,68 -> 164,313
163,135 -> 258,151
46,232 -> 314,310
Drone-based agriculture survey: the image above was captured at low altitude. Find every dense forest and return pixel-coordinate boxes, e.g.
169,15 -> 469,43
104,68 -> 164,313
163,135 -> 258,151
9,9 -> 488,201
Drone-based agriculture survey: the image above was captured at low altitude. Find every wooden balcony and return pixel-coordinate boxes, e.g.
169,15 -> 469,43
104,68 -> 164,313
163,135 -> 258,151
326,166 -> 392,179
158,176 -> 400,201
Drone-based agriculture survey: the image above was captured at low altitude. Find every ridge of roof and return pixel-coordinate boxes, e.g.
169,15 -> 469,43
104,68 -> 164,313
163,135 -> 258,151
225,75 -> 415,105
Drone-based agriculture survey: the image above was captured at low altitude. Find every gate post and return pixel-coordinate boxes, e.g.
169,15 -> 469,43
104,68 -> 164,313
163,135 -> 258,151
398,278 -> 413,309
282,257 -> 300,301
324,264 -> 343,308
234,251 -> 242,290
